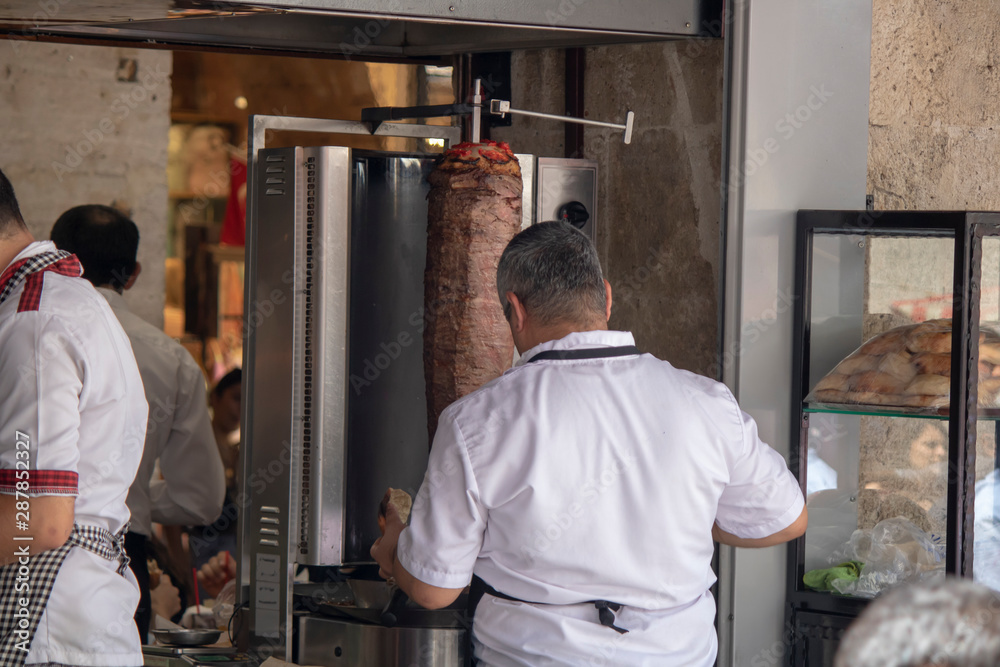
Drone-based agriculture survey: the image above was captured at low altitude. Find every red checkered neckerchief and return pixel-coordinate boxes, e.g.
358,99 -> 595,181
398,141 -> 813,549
0,250 -> 81,309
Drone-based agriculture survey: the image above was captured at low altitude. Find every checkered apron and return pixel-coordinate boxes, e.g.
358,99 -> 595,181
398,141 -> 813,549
0,524 -> 130,666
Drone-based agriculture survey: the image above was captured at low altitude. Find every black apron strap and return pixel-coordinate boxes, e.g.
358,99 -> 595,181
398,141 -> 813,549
467,574 -> 629,660
526,345 -> 640,363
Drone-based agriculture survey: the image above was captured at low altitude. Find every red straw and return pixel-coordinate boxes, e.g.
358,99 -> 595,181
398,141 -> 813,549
224,551 -> 231,578
192,567 -> 201,615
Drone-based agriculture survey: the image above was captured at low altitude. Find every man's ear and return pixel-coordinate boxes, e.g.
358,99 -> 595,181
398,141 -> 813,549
506,291 -> 527,332
123,261 -> 141,291
604,280 -> 613,321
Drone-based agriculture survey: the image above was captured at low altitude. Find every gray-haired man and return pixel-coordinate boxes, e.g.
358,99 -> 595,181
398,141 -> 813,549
835,578 -> 1000,667
372,221 -> 807,665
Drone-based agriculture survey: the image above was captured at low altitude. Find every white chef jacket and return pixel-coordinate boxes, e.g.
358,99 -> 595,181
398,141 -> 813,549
398,330 -> 805,666
0,241 -> 147,666
97,288 -> 225,537
974,469 -> 1000,592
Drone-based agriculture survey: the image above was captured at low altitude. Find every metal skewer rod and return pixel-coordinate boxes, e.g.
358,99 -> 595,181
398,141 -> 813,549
471,78 -> 482,143
490,99 -> 635,144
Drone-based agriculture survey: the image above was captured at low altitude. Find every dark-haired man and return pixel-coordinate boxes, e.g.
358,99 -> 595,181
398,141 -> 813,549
52,205 -> 224,642
373,221 -> 807,665
0,169 -> 147,665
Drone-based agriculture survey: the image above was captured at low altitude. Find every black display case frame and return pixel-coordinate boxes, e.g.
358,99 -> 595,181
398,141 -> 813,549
785,210 -> 1000,664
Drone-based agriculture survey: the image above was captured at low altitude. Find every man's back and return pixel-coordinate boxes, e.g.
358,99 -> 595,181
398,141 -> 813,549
399,330 -> 804,665
97,287 -> 224,537
0,241 -> 146,665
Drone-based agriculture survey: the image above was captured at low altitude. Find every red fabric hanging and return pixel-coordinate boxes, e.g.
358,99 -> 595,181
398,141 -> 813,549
220,158 -> 247,246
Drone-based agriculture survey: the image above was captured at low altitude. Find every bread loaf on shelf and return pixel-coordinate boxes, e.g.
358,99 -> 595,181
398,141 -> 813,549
807,318 -> 1000,410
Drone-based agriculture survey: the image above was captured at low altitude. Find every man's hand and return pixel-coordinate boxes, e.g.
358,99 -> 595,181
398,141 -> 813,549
151,573 -> 182,620
197,550 -> 236,599
370,489 -> 406,581
369,488 -> 465,610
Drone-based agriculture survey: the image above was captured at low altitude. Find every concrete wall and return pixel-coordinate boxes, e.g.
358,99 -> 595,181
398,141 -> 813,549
869,0 -> 1000,210
494,41 -> 725,376
0,42 -> 171,328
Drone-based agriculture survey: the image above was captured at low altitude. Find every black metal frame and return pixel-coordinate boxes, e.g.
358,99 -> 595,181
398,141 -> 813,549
785,210 -> 1000,664
361,103 -> 475,132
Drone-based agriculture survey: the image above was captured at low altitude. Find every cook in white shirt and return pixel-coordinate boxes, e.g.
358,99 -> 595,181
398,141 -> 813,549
51,204 -> 225,640
0,170 -> 147,667
372,221 -> 807,666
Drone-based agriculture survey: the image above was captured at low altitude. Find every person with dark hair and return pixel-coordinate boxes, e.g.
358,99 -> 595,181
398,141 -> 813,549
0,169 -> 148,665
51,204 -> 225,644
372,221 -> 807,665
49,204 -> 138,291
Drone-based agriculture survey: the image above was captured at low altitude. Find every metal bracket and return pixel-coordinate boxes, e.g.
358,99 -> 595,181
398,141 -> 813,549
490,99 -> 635,144
358,77 -> 636,145
360,103 -> 473,133
359,76 -> 489,139
250,115 -> 461,157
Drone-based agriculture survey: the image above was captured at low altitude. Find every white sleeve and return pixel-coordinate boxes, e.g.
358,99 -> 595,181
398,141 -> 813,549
148,355 -> 225,526
396,412 -> 486,589
0,313 -> 83,497
714,404 -> 805,540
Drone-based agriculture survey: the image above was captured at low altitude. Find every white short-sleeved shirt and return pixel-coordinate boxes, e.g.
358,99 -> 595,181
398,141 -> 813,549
0,241 -> 147,666
97,288 -> 225,538
398,330 -> 804,666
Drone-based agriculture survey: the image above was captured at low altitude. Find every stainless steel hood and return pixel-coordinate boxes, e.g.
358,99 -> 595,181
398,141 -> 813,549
0,0 -> 722,57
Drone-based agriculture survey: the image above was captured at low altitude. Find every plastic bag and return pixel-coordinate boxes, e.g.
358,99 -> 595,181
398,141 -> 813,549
806,318 -> 1000,411
828,516 -> 945,598
212,579 -> 237,631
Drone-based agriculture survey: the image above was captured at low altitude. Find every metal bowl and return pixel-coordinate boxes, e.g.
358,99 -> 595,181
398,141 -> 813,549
347,579 -> 394,609
151,628 -> 222,646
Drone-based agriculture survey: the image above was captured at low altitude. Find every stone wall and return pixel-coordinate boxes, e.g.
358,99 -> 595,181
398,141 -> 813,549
494,40 -> 725,375
869,0 -> 1000,210
0,42 -> 171,327
865,0 -> 1000,502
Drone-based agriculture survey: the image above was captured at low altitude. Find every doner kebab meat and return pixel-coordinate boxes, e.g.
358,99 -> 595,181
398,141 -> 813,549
424,140 -> 522,438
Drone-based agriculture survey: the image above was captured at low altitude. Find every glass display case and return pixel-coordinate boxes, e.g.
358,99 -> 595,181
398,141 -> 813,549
786,210 -> 1000,665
